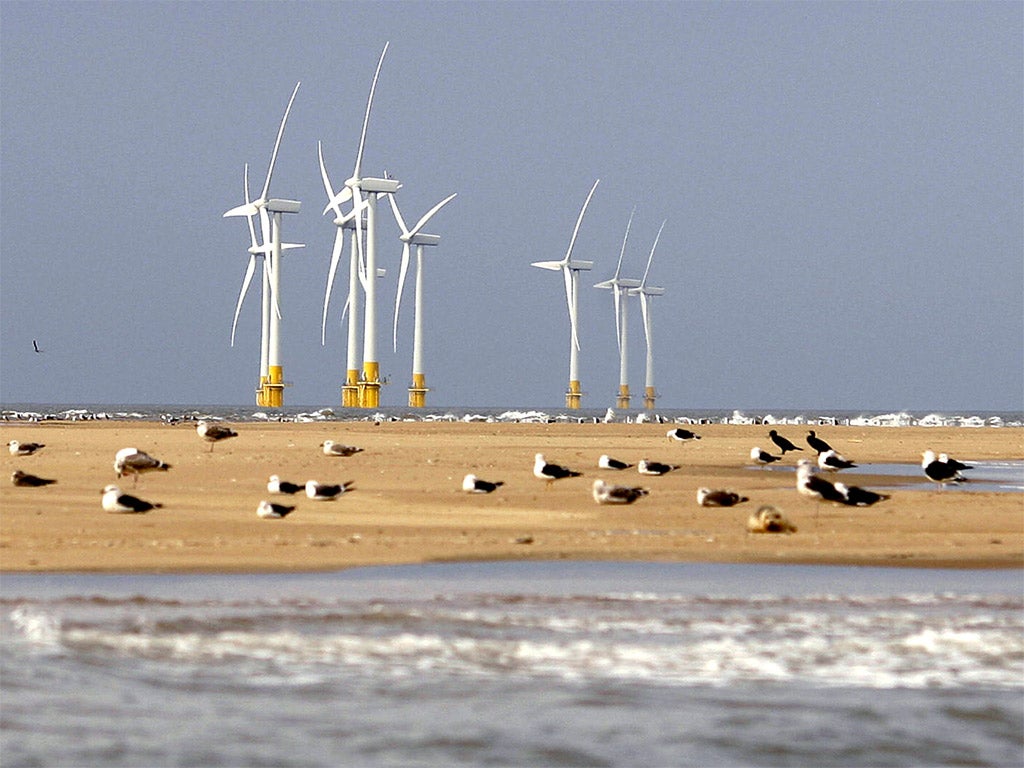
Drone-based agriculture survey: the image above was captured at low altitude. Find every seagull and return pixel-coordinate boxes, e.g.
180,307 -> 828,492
533,453 -> 582,487
267,475 -> 303,494
817,449 -> 857,472
768,430 -> 802,455
922,450 -> 967,485
747,505 -> 798,534
939,453 -> 973,473
257,500 -> 296,519
834,482 -> 890,507
667,428 -> 701,443
806,430 -> 834,454
637,459 -> 679,476
796,459 -> 846,504
598,454 -> 633,470
321,440 -> 364,457
196,420 -> 238,451
697,487 -> 749,507
305,479 -> 354,500
8,440 -> 45,456
750,447 -> 781,466
592,479 -> 649,505
101,484 -> 162,513
114,447 -> 171,485
462,474 -> 504,493
11,470 -> 57,487
32,339 -> 43,353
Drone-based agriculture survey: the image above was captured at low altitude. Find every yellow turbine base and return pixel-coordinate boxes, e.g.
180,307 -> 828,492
565,380 -> 582,410
256,376 -> 268,407
616,384 -> 631,410
360,362 -> 380,408
264,366 -> 284,408
408,373 -> 428,408
342,369 -> 361,407
643,386 -> 657,411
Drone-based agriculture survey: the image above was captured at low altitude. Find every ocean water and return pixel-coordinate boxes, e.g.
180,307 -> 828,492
2,562 -> 1022,767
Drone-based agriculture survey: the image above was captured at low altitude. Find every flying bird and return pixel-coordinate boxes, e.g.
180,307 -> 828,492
11,470 -> 57,487
834,482 -> 890,507
32,339 -> 43,353
267,475 -> 303,494
637,459 -> 679,476
750,447 -> 781,466
101,484 -> 162,513
305,479 -> 354,500
921,450 -> 967,485
196,420 -> 238,451
257,500 -> 296,519
321,440 -> 364,457
806,430 -> 834,454
462,474 -> 504,493
598,454 -> 633,470
533,453 -> 583,487
696,487 -> 749,507
667,428 -> 701,443
8,440 -> 45,457
592,479 -> 649,505
817,449 -> 857,472
747,505 -> 798,534
796,459 -> 846,504
768,430 -> 802,455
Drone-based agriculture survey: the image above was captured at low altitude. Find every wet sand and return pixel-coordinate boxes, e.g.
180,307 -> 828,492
1,420 -> 1021,572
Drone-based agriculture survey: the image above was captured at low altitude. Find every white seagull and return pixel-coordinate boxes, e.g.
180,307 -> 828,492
667,428 -> 701,442
257,500 -> 296,519
598,454 -> 633,470
196,420 -> 238,451
8,440 -> 45,456
533,454 -> 583,487
592,479 -> 649,505
267,475 -> 303,494
462,474 -> 504,493
321,440 -> 364,457
796,459 -> 846,504
101,484 -> 162,513
305,479 -> 354,500
817,449 -> 856,472
833,482 -> 890,507
922,450 -> 967,486
637,459 -> 679,476
750,447 -> 781,466
114,447 -> 171,485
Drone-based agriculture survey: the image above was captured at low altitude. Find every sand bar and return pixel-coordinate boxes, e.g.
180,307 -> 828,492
1,420 -> 1021,572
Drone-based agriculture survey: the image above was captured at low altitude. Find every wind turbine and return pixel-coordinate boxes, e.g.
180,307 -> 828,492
594,207 -> 641,409
388,191 -> 457,407
326,43 -> 401,408
628,220 -> 667,411
223,82 -> 303,407
531,178 -> 600,409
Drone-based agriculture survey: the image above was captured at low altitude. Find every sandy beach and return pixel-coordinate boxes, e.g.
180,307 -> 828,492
1,420 -> 1021,572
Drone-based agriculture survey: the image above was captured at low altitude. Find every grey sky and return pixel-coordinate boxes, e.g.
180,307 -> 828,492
1,1 -> 1021,410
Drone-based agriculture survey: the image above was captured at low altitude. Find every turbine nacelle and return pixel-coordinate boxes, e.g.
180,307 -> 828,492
406,232 -> 441,247
567,260 -> 594,271
356,177 -> 402,194
248,242 -> 304,256
594,277 -> 641,290
265,199 -> 301,214
630,286 -> 665,296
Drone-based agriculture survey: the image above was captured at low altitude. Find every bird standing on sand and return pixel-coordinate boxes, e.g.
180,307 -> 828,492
768,430 -> 801,455
533,454 -> 582,487
750,447 -> 781,466
305,479 -> 354,500
11,470 -> 57,487
257,500 -> 296,519
939,453 -> 973,473
833,482 -> 890,507
196,420 -> 238,451
806,430 -> 834,454
101,484 -> 162,513
817,449 -> 856,472
598,454 -> 633,470
462,474 -> 504,493
114,447 -> 171,485
922,450 -> 967,486
637,459 -> 679,476
697,487 -> 749,507
592,479 -> 649,505
321,440 -> 363,457
796,459 -> 846,504
267,475 -> 303,494
667,428 -> 701,443
8,440 -> 45,456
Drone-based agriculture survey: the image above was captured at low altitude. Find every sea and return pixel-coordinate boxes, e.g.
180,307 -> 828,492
2,405 -> 1022,766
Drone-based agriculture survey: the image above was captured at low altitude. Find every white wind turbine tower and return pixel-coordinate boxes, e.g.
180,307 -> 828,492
223,82 -> 303,407
531,179 -> 600,409
628,220 -> 667,411
324,43 -> 400,408
594,207 -> 641,409
388,191 -> 457,407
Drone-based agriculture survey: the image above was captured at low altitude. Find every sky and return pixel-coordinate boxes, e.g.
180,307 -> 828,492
1,0 -> 1021,412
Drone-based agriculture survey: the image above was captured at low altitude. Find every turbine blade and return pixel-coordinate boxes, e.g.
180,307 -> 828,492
351,187 -> 366,276
613,284 -> 622,355
563,266 -> 580,351
640,219 -> 667,287
409,193 -> 457,237
230,254 -> 257,347
615,206 -> 635,279
318,141 -> 343,219
392,243 -> 412,353
322,186 -> 353,217
243,164 -> 259,250
259,208 -> 283,320
260,82 -> 301,203
640,292 -> 652,351
321,228 -> 345,346
387,191 -> 409,236
530,260 -> 563,270
562,178 -> 600,264
223,202 -> 258,218
354,42 -> 389,180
